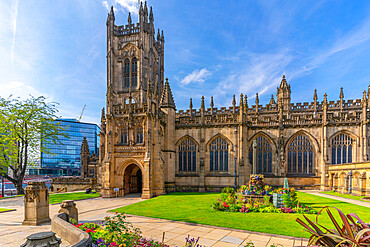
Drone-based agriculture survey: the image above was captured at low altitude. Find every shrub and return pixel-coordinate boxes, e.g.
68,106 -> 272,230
222,186 -> 235,195
296,206 -> 370,246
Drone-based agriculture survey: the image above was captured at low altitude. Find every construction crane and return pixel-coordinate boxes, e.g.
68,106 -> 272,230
77,104 -> 86,122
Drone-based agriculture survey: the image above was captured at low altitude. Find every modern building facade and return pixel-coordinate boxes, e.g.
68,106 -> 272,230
95,3 -> 370,199
32,119 -> 100,176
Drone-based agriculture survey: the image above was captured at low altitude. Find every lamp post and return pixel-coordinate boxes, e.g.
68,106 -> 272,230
1,175 -> 4,198
252,140 -> 257,175
234,127 -> 237,190
348,171 -> 353,194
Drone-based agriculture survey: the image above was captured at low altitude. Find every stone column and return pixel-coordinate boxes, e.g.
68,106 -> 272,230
23,181 -> 50,226
58,200 -> 78,223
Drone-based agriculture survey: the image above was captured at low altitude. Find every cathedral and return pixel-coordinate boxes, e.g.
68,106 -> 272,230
90,3 -> 370,199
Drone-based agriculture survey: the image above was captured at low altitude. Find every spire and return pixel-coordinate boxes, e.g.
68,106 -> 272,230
144,1 -> 148,21
107,6 -> 115,22
139,1 -> 143,14
323,93 -> 328,106
81,137 -> 89,154
128,12 -> 132,24
240,93 -> 244,108
269,94 -> 276,105
160,78 -> 176,109
363,90 -> 367,101
244,95 -> 248,113
255,93 -> 259,105
161,30 -> 164,42
201,96 -> 205,111
101,107 -> 105,120
149,6 -> 154,22
314,89 -> 318,101
232,94 -> 236,113
340,87 -> 344,100
157,28 -> 160,41
279,75 -> 288,89
210,96 -> 214,108
189,98 -> 193,111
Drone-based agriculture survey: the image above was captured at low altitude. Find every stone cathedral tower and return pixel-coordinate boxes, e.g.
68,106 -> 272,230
99,3 -> 175,199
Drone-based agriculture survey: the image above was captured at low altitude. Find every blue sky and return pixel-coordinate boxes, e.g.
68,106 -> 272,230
1,0 -> 370,124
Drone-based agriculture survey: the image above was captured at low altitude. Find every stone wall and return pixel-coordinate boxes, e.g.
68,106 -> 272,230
328,162 -> 370,196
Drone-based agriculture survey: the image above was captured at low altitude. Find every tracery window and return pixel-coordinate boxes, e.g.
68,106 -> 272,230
178,139 -> 196,172
124,59 -> 130,88
135,125 -> 143,144
131,57 -> 137,88
210,137 -> 228,171
248,136 -> 272,174
121,127 -> 128,144
287,134 -> 314,175
331,133 -> 354,164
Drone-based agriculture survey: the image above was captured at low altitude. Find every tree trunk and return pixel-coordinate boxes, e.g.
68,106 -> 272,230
15,179 -> 24,195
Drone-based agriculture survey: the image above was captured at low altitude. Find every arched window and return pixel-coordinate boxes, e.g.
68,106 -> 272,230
210,137 -> 228,171
287,134 -> 314,175
124,59 -> 130,88
248,136 -> 273,174
131,57 -> 137,88
121,127 -> 128,144
178,139 -> 196,172
331,133 -> 354,164
135,125 -> 143,144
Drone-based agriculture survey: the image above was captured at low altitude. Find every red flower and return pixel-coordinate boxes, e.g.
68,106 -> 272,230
223,202 -> 229,208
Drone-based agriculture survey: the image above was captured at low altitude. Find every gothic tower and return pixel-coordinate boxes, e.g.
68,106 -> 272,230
106,3 -> 164,108
100,3 -> 173,199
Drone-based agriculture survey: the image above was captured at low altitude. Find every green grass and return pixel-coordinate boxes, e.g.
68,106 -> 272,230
112,192 -> 370,238
0,208 -> 14,212
320,191 -> 370,202
49,192 -> 100,204
0,195 -> 23,200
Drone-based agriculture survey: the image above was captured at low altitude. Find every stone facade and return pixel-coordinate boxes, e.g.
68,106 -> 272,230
95,3 -> 370,199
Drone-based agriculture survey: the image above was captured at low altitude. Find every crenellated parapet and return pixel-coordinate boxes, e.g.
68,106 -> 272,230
176,76 -> 368,129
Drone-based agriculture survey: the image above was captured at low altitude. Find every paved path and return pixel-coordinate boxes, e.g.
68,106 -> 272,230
0,195 -> 307,247
300,190 -> 370,208
0,195 -> 143,247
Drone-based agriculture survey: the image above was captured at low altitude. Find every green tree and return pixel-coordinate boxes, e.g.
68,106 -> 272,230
0,96 -> 68,195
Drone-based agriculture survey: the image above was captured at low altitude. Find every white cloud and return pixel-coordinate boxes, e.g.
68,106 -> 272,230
180,68 -> 212,85
102,1 -> 110,11
0,81 -> 49,100
215,52 -> 292,100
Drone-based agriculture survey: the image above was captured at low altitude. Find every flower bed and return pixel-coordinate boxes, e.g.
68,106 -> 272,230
73,213 -> 169,247
212,179 -> 317,214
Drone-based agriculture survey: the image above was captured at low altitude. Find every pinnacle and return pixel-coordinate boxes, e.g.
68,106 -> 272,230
159,78 -> 176,109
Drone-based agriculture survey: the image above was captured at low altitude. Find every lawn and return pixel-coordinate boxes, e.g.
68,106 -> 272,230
49,192 -> 100,204
320,191 -> 370,202
0,208 -> 14,212
112,192 -> 370,238
0,195 -> 23,200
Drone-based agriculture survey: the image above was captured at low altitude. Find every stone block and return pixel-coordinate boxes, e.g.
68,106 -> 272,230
22,181 -> 50,226
58,200 -> 78,223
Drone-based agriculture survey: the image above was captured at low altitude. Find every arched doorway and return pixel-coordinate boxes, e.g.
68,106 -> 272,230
124,164 -> 143,194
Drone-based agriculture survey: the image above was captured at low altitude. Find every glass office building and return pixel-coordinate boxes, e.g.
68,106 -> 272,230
31,119 -> 100,176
